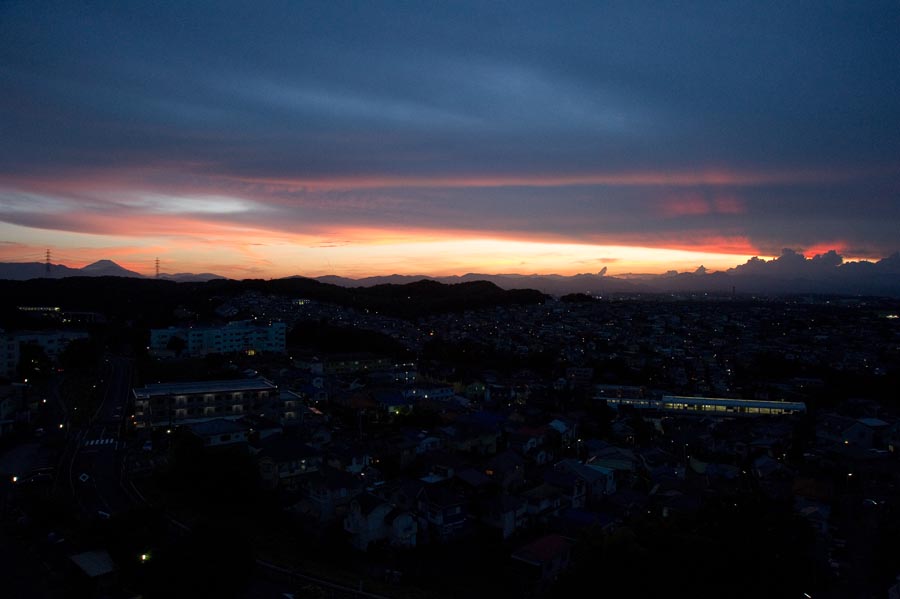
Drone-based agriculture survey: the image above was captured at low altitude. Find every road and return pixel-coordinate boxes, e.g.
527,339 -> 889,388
68,356 -> 135,517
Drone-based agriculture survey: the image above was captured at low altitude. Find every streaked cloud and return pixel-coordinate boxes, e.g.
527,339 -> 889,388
0,1 -> 898,277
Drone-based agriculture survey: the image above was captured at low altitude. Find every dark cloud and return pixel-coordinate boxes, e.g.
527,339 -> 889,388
1,1 -> 899,258
727,250 -> 900,292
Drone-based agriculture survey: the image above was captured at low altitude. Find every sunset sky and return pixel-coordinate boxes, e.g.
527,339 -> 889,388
2,2 -> 899,279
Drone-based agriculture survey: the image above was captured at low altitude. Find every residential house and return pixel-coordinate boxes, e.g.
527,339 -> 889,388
385,507 -> 418,550
239,413 -> 283,442
508,426 -> 547,455
373,389 -> 415,417
480,495 -> 528,540
585,442 -> 639,482
418,451 -> 466,484
401,429 -> 443,455
547,418 -> 577,449
371,434 -> 418,472
542,470 -> 587,510
255,435 -> 322,491
454,468 -> 493,499
688,457 -> 742,494
302,424 -> 332,449
377,478 -> 425,513
752,454 -> 794,501
841,418 -> 890,450
416,482 -> 469,543
816,413 -> 859,448
299,466 -> 365,522
279,387 -> 323,425
521,484 -> 565,523
187,418 -> 249,449
654,488 -> 703,521
292,380 -> 328,405
403,384 -> 454,402
511,534 -> 574,587
484,450 -> 526,493
439,422 -> 500,455
326,440 -> 371,474
554,459 -> 616,500
344,493 -> 417,551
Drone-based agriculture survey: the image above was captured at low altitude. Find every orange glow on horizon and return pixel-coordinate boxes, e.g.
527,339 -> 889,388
0,166 -> 886,280
0,218 -> 773,279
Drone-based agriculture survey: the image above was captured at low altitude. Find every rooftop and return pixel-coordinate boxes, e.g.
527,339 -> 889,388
69,550 -> 116,578
133,378 -> 277,398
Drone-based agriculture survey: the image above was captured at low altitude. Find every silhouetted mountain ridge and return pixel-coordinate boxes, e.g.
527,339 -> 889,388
313,251 -> 900,297
2,250 -> 899,296
0,260 -> 224,281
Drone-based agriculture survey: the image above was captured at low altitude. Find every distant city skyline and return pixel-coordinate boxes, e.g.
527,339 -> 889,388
2,2 -> 898,279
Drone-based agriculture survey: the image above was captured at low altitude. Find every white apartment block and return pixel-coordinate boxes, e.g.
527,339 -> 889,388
149,320 -> 286,357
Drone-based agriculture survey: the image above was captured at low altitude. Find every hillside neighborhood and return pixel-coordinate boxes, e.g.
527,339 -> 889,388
2,278 -> 900,598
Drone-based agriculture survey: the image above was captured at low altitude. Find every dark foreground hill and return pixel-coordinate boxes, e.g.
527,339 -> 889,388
0,276 -> 547,328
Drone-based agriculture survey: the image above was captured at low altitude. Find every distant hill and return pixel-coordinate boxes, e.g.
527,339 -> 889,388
158,272 -> 227,282
76,259 -> 144,278
313,252 -> 900,297
0,259 -> 143,280
315,272 -> 643,295
0,274 -> 548,327
0,260 -> 226,282
0,262 -> 82,280
3,250 -> 899,296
